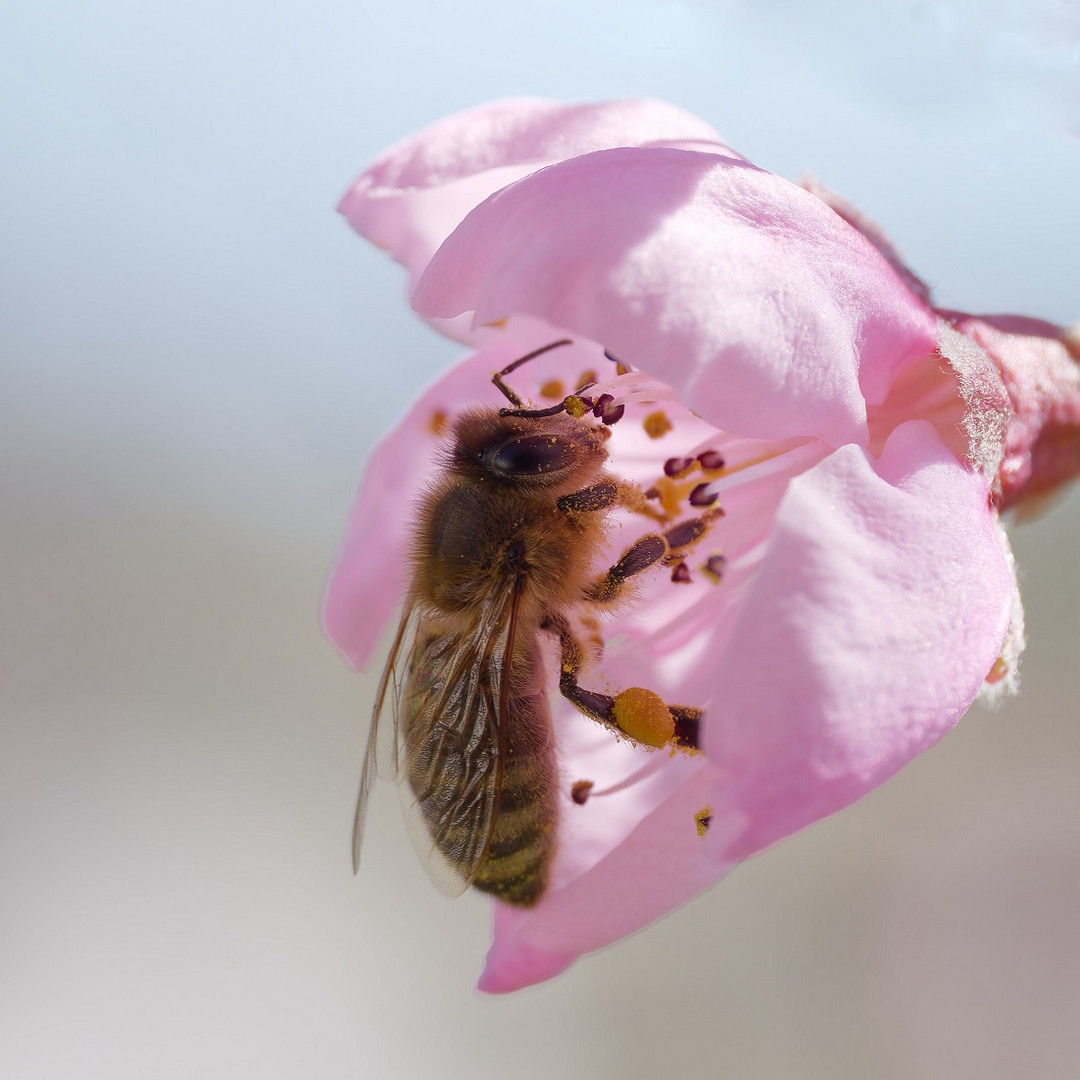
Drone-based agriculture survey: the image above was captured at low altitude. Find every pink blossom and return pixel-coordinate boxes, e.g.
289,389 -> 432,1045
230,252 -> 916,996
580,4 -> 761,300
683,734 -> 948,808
327,99 -> 1078,993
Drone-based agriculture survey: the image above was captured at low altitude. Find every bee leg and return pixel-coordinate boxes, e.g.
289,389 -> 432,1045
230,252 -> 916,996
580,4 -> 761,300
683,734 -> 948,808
556,481 -> 621,514
557,479 -> 668,523
542,613 -> 702,751
585,507 -> 723,605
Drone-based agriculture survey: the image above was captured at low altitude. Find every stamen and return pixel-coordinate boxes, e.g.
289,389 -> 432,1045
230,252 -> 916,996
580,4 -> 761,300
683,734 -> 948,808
563,395 -> 592,419
571,780 -> 594,805
703,553 -> 726,583
664,456 -> 695,478
575,735 -> 686,800
428,410 -> 449,436
602,348 -> 631,376
697,449 -> 725,471
670,561 -> 692,584
694,805 -> 713,838
539,378 -> 565,400
689,483 -> 719,507
592,394 -> 625,425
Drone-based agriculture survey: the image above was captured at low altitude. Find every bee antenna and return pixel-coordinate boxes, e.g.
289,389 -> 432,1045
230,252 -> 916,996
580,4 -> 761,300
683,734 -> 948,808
498,401 -> 568,420
492,339 -> 573,407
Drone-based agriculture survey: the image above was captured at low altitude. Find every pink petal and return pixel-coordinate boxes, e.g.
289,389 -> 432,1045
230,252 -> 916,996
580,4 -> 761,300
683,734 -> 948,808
413,147 -> 938,446
481,422 -> 1016,993
802,175 -> 933,307
339,98 -> 728,292
477,416 -> 1015,989
701,420 -> 1016,860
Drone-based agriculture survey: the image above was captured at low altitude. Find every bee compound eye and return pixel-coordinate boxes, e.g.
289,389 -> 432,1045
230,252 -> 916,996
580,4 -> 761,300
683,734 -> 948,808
487,433 -> 574,477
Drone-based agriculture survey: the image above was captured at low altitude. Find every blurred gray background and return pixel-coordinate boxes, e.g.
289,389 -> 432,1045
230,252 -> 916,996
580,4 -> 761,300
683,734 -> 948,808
2,1 -> 1078,1077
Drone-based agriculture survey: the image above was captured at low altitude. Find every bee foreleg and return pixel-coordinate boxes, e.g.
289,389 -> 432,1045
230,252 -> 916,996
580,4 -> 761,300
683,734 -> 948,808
585,534 -> 667,604
542,613 -> 702,751
586,507 -> 724,604
556,482 -> 620,514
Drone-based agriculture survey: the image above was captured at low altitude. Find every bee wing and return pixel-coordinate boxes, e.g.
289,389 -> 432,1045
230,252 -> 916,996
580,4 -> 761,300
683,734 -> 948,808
398,577 -> 522,899
352,603 -> 419,874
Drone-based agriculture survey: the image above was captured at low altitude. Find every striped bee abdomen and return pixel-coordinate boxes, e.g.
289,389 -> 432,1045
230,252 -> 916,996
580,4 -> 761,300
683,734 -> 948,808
403,635 -> 559,907
473,669 -> 558,906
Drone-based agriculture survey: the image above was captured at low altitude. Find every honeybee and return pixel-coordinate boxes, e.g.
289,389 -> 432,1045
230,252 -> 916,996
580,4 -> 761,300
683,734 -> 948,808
353,342 -> 717,906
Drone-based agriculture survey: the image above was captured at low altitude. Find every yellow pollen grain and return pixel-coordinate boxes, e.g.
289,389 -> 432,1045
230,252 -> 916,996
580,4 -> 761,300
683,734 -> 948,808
642,410 -> 673,439
539,378 -> 565,400
564,395 -> 590,419
694,805 -> 713,838
612,687 -> 675,748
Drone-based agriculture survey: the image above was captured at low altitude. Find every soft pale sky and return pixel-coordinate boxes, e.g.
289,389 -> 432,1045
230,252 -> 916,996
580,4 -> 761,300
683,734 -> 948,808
2,3 -> 1078,1077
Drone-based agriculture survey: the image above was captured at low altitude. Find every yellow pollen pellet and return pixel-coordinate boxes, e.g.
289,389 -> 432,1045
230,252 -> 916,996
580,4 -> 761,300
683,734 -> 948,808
612,687 -> 676,748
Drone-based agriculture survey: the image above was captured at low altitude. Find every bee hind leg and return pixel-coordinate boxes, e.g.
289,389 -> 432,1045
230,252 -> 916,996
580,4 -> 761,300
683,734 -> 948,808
541,612 -> 702,751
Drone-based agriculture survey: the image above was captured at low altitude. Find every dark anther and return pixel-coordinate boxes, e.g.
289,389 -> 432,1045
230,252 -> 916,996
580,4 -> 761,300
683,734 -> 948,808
671,561 -> 692,584
571,780 -> 594,805
689,483 -> 719,508
697,449 -> 726,470
603,349 -> 620,364
592,394 -> 625,425
663,456 -> 695,477
705,553 -> 726,581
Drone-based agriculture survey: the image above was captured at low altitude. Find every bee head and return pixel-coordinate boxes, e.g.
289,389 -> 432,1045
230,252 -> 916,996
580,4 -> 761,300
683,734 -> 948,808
448,407 -> 608,491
